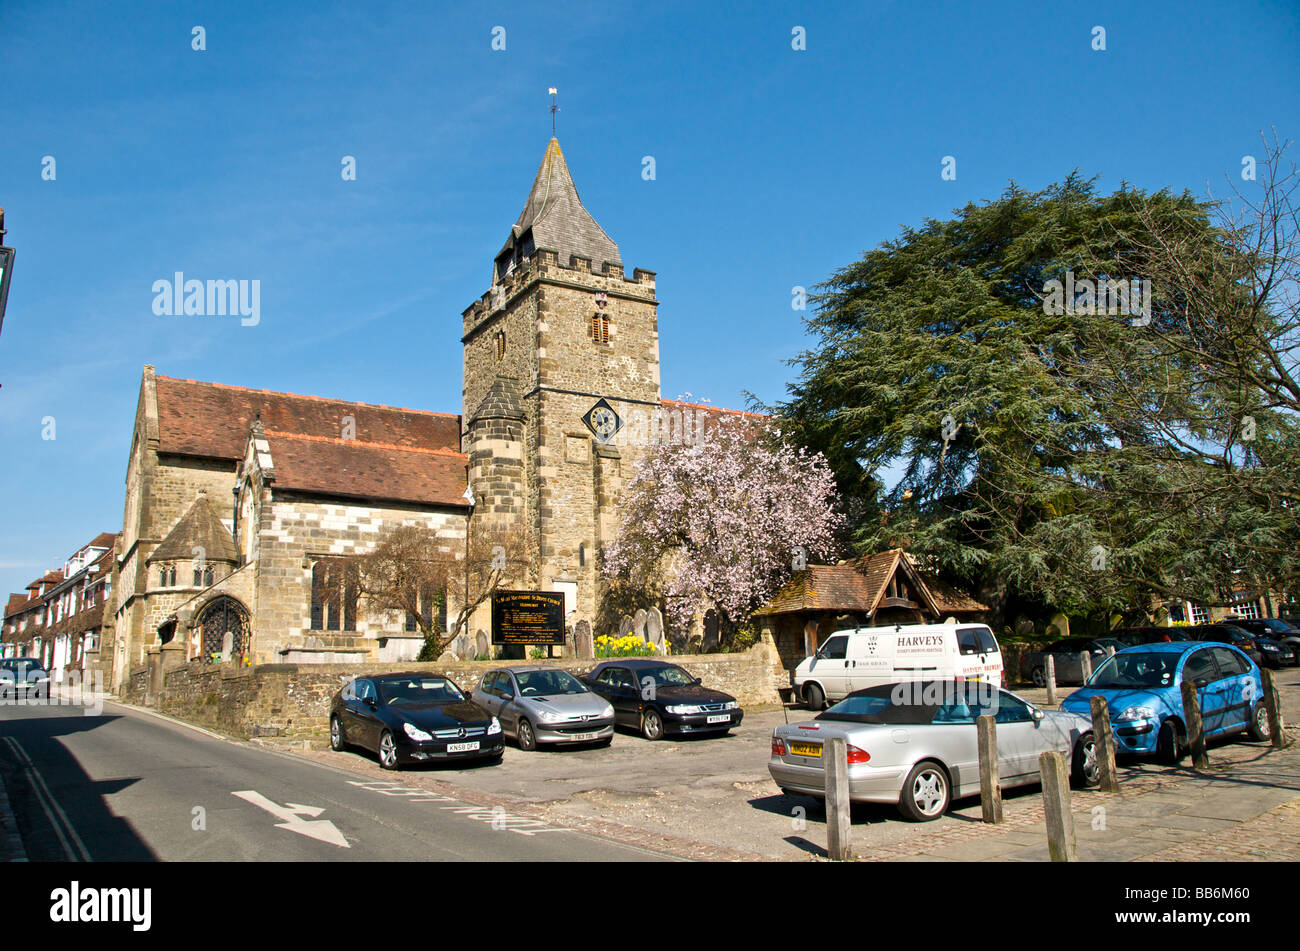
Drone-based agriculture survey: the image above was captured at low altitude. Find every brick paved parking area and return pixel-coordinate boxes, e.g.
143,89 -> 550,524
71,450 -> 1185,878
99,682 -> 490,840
296,667 -> 1300,861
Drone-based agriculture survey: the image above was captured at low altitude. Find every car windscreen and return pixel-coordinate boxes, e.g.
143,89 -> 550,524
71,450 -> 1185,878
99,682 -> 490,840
378,677 -> 465,705
818,683 -> 997,724
516,669 -> 587,696
1088,652 -> 1177,689
634,665 -> 696,687
0,660 -> 46,677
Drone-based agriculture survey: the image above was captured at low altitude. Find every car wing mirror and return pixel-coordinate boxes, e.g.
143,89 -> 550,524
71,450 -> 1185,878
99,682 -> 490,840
1031,707 -> 1045,722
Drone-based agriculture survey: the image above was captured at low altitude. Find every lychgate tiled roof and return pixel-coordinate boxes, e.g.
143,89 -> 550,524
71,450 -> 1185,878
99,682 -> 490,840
499,138 -> 621,275
155,376 -> 461,461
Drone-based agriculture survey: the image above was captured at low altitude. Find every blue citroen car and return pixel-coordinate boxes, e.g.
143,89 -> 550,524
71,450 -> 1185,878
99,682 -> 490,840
1061,642 -> 1270,763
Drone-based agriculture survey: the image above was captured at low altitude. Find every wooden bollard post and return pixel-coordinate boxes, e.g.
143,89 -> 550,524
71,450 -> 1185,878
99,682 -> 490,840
1080,651 -> 1093,684
1039,750 -> 1076,862
1045,655 -> 1058,706
977,714 -> 1003,823
1262,668 -> 1286,749
1104,645 -> 1116,658
1089,696 -> 1120,792
1180,681 -> 1208,769
824,735 -> 853,861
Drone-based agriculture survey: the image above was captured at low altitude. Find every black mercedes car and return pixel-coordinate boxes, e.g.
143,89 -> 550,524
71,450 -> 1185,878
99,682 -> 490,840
329,673 -> 504,769
581,659 -> 743,741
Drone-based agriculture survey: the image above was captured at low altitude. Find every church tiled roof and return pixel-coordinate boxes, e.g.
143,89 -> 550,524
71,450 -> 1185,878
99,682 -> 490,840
470,376 -> 524,423
154,376 -> 461,461
262,431 -> 470,509
150,493 -> 238,564
499,138 -> 621,275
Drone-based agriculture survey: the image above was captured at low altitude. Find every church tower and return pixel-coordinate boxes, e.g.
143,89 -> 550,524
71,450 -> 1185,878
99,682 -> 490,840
462,137 -> 660,624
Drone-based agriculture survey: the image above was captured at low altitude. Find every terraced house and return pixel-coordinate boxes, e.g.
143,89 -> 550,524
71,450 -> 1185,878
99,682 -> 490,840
2,532 -> 118,683
107,136 -> 753,688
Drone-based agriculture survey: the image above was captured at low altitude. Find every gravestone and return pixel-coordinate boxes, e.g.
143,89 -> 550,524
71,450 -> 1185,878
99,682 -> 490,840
574,620 -> 594,659
475,630 -> 489,658
646,608 -> 664,651
702,609 -> 720,652
618,615 -> 634,637
633,609 -> 648,641
454,632 -> 472,660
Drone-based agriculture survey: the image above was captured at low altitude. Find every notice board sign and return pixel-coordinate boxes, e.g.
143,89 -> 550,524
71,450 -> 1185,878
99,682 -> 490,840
491,590 -> 565,646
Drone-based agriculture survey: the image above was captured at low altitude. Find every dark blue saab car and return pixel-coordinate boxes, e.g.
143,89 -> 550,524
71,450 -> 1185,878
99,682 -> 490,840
1061,642 -> 1270,763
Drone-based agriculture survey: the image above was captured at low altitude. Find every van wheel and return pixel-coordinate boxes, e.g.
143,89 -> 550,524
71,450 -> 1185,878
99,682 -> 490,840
803,684 -> 825,711
898,761 -> 949,822
1248,702 -> 1271,742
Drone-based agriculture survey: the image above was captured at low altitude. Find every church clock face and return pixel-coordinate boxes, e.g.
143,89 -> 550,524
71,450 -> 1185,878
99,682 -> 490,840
582,398 -> 622,444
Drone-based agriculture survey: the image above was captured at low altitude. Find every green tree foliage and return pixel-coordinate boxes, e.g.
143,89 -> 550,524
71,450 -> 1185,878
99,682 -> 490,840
778,141 -> 1300,624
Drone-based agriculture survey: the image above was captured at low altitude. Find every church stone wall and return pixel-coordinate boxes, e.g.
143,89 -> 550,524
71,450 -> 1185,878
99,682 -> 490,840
251,495 -> 467,659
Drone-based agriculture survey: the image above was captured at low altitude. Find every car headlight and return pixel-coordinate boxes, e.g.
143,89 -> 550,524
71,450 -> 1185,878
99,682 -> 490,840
487,717 -> 502,735
666,704 -> 702,715
1260,642 -> 1280,652
403,723 -> 433,742
724,701 -> 739,710
1114,706 -> 1155,723
535,707 -> 563,722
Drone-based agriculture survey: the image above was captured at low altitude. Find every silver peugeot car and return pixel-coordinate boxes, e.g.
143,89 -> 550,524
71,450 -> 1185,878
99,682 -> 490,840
769,680 -> 1099,821
472,666 -> 616,750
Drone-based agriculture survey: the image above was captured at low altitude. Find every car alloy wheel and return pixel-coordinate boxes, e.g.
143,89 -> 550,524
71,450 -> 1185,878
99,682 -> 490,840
1249,702 -> 1271,742
1073,733 -> 1100,787
1031,667 -> 1046,688
330,716 -> 346,752
642,709 -> 664,741
379,730 -> 400,770
517,718 -> 537,751
899,762 -> 949,821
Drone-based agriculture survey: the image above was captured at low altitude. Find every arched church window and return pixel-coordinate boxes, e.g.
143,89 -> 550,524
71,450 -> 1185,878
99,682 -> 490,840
311,559 -> 360,632
495,329 -> 506,361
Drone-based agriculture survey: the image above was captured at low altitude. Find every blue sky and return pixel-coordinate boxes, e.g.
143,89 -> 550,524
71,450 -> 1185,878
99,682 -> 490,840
1,0 -> 1297,596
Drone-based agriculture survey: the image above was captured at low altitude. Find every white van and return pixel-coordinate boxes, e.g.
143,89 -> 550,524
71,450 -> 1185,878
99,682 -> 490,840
793,622 -> 1002,709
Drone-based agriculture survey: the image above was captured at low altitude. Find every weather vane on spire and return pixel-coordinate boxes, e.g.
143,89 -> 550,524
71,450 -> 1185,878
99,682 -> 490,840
548,87 -> 559,136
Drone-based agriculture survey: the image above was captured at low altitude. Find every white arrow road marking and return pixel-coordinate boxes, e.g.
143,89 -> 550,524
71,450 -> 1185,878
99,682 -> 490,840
231,790 -> 350,848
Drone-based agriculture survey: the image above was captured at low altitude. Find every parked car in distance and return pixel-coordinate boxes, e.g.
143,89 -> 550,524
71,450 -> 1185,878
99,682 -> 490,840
581,659 -> 742,740
1218,618 -> 1299,667
1109,627 -> 1193,647
329,673 -> 503,769
1179,623 -> 1280,668
793,622 -> 1003,710
472,666 -> 615,750
1061,642 -> 1269,763
0,657 -> 50,696
770,681 -> 1098,822
1022,637 -> 1126,687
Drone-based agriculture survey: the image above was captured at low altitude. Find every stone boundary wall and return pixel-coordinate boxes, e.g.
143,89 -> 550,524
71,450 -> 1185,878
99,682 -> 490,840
121,642 -> 785,743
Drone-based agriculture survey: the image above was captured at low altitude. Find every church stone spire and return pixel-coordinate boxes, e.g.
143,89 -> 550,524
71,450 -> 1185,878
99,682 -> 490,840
494,138 -> 621,283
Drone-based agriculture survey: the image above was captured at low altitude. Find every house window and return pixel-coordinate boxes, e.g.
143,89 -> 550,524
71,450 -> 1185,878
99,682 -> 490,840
1190,603 -> 1209,625
310,559 -> 359,632
1231,594 -> 1260,621
591,313 -> 609,344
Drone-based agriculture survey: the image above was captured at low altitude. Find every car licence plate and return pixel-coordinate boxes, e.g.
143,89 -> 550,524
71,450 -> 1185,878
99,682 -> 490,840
707,714 -> 731,724
446,741 -> 480,753
790,741 -> 822,757
567,731 -> 601,741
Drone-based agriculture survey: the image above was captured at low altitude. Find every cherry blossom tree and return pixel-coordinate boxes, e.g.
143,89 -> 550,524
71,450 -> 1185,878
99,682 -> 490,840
602,415 -> 842,643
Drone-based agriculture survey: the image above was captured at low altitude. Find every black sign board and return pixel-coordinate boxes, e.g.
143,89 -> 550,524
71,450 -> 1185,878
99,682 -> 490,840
491,590 -> 565,646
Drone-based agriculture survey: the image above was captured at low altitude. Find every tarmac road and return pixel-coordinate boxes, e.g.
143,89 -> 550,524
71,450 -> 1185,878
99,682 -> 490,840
0,695 -> 675,862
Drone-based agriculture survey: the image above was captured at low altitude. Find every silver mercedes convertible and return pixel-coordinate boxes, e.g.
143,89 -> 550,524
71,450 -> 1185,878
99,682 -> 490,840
769,681 -> 1099,821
